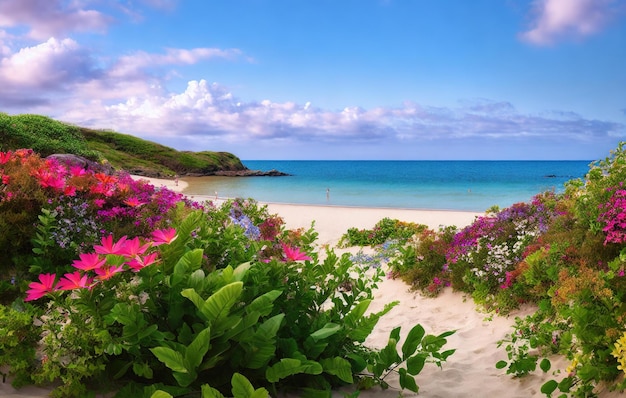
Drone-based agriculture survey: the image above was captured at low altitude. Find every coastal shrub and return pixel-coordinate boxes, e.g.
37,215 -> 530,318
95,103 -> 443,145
0,150 -> 454,397
0,149 -> 200,303
339,217 -> 428,247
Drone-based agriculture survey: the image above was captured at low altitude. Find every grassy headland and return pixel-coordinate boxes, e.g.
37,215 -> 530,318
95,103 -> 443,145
0,113 -> 246,177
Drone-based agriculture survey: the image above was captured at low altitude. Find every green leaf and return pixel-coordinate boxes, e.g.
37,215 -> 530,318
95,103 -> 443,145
246,290 -> 282,317
539,358 -> 551,373
201,384 -> 225,398
310,323 -> 341,341
541,380 -> 558,395
233,262 -> 252,281
266,358 -> 323,383
495,360 -> 508,369
398,368 -> 419,393
257,313 -> 284,337
344,300 -> 372,327
406,354 -> 426,375
151,391 -> 173,398
204,282 -> 244,322
320,357 -> 353,384
401,324 -> 425,359
231,373 -> 255,397
186,327 -> 211,369
150,347 -> 188,373
173,249 -> 204,280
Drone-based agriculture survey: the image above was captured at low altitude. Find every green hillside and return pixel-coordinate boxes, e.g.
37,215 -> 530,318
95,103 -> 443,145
0,113 -> 245,177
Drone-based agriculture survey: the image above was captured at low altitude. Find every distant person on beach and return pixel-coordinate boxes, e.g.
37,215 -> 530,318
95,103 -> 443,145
326,188 -> 330,201
174,175 -> 179,186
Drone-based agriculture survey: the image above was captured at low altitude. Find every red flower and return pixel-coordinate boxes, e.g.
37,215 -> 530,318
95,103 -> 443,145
56,271 -> 93,291
72,253 -> 107,271
151,228 -> 178,246
281,242 -> 312,261
25,273 -> 57,301
1,174 -> 9,184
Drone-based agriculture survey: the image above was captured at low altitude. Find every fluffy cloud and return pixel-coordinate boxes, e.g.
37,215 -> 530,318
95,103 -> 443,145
53,79 -> 622,150
0,0 -> 111,39
520,0 -> 622,45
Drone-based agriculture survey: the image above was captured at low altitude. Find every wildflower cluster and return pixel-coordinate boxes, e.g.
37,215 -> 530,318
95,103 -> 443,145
598,187 -> 626,245
25,230 -> 175,302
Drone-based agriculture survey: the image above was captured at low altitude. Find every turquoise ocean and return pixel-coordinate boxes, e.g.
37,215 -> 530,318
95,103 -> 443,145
182,161 -> 592,212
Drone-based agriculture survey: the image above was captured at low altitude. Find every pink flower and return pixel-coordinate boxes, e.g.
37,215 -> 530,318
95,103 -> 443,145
281,242 -> 312,261
69,166 -> 88,177
56,271 -> 93,291
72,253 -> 107,271
94,235 -> 129,255
94,264 -> 125,281
0,151 -> 12,164
25,273 -> 57,301
120,237 -> 151,257
151,228 -> 178,246
63,185 -> 77,196
127,252 -> 159,272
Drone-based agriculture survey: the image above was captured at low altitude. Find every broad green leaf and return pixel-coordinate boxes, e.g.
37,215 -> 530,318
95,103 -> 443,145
173,249 -> 204,278
257,313 -> 285,337
203,282 -> 244,322
401,324 -> 425,359
398,368 -> 419,393
540,358 -> 551,372
232,262 -> 252,281
266,358 -> 323,383
201,384 -> 225,398
231,373 -> 255,398
344,300 -> 371,327
541,380 -> 558,395
320,357 -> 353,383
346,353 -> 367,373
151,391 -> 173,398
310,323 -> 341,342
495,360 -> 508,369
406,354 -> 426,375
150,347 -> 187,373
186,327 -> 211,369
389,326 -> 401,344
246,290 -> 282,316
181,289 -> 208,321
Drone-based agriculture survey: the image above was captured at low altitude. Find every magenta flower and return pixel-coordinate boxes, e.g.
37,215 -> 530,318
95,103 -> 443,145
281,243 -> 312,261
120,237 -> 151,257
94,235 -> 129,255
25,273 -> 57,301
127,252 -> 159,272
151,228 -> 178,246
56,271 -> 93,291
72,253 -> 107,271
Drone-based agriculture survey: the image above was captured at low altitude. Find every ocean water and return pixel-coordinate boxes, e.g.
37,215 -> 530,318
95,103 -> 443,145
182,161 -> 592,212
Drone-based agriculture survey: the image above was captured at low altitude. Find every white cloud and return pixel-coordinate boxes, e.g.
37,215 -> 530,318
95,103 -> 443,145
520,0 -> 622,45
0,37 -> 96,90
0,0 -> 111,40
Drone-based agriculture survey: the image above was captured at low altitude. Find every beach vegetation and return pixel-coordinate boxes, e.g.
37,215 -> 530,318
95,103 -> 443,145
338,217 -> 428,247
0,113 -> 246,178
0,148 -> 453,397
386,142 -> 626,396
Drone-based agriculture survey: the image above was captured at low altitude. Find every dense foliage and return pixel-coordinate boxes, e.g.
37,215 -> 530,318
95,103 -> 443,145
0,148 -> 454,397
371,142 -> 626,396
0,113 -> 245,178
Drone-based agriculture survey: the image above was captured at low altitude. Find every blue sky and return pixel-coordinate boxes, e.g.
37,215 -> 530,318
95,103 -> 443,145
0,0 -> 625,160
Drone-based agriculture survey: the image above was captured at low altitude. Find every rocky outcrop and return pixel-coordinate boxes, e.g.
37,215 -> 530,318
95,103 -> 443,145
47,153 -> 115,175
213,169 -> 290,177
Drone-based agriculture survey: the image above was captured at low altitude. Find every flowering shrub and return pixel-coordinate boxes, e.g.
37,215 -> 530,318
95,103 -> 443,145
598,187 -> 626,245
1,148 -> 454,397
339,217 -> 428,247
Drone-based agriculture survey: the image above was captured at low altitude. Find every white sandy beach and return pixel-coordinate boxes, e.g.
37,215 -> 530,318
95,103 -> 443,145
2,176 -> 620,397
